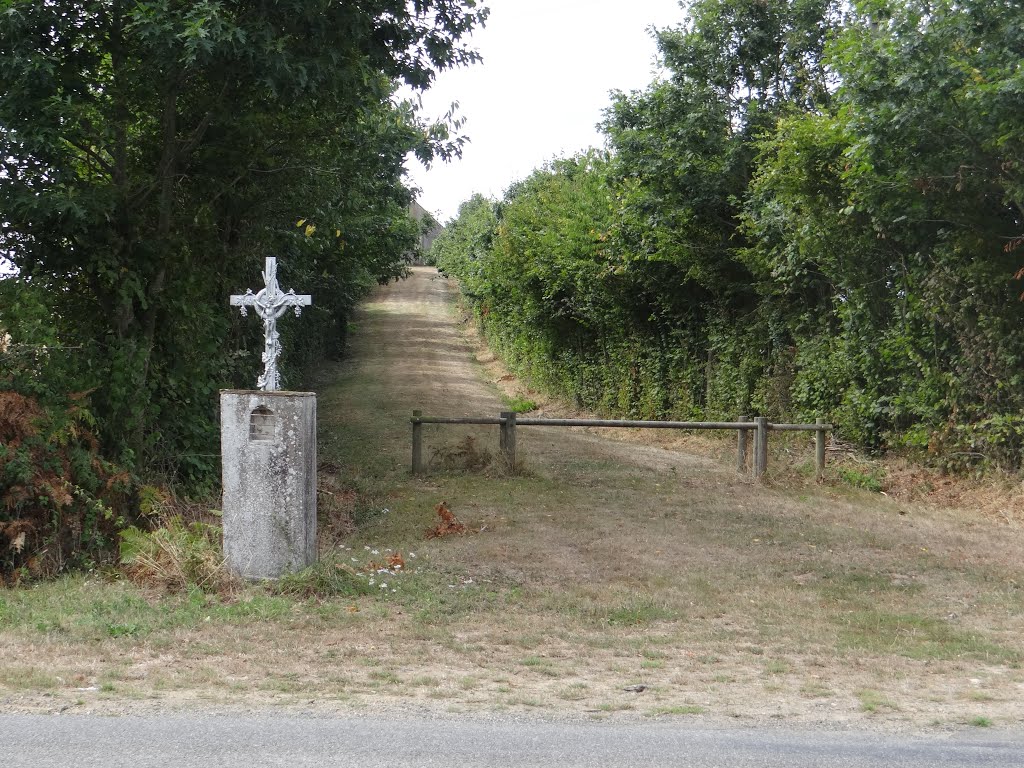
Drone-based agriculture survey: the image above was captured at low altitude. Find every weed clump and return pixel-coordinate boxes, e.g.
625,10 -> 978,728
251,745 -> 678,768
119,516 -> 231,594
430,436 -> 491,472
272,559 -> 375,599
836,465 -> 884,492
504,396 -> 537,413
317,461 -> 357,545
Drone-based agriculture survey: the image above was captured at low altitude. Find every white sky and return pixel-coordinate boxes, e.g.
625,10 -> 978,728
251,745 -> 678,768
406,0 -> 686,223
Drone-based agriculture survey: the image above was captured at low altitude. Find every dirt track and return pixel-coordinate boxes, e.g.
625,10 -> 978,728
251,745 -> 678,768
342,266 -> 720,476
3,267 -> 1023,729
315,267 -> 1024,727
347,266 -> 505,418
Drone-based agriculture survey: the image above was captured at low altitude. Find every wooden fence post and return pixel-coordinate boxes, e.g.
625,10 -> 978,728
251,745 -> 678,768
505,411 -> 520,466
499,409 -> 520,468
411,410 -> 423,475
737,415 -> 749,473
753,416 -> 769,480
815,417 -> 826,482
499,411 -> 509,456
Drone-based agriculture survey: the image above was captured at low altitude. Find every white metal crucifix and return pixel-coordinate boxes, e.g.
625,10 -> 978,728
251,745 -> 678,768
230,257 -> 312,391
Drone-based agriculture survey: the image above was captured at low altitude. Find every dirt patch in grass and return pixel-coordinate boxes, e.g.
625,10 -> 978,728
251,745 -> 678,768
2,267 -> 1023,730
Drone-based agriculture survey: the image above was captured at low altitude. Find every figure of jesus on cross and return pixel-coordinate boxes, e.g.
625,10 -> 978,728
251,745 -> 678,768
230,257 -> 312,391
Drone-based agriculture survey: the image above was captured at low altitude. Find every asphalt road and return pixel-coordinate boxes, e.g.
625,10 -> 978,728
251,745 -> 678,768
2,713 -> 1023,767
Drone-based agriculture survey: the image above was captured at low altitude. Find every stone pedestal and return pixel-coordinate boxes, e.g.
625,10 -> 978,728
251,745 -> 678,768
220,390 -> 317,579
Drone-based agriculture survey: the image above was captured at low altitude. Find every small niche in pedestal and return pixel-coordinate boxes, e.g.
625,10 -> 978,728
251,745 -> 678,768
249,405 -> 277,442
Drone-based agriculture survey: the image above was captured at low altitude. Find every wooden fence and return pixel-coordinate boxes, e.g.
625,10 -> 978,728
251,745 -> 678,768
410,410 -> 831,481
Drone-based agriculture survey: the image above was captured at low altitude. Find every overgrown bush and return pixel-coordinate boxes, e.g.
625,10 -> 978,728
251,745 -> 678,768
432,0 -> 1024,473
0,388 -> 132,582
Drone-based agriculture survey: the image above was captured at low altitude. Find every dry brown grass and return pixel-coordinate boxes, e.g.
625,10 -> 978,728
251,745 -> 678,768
2,267 -> 1023,729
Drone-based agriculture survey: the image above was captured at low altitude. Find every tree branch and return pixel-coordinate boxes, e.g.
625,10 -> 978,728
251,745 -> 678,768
62,137 -> 115,177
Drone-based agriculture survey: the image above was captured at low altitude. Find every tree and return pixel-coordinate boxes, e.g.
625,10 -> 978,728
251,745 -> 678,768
600,0 -> 841,412
435,0 -> 1024,465
0,0 -> 487,478
745,0 -> 1024,450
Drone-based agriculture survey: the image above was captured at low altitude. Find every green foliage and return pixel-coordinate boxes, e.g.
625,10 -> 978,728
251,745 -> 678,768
925,414 -> 1024,475
433,193 -> 500,300
503,396 -> 537,413
271,558 -> 376,600
604,597 -> 675,627
835,467 -> 884,493
434,0 -> 1024,471
0,1 -> 487,490
746,0 -> 1024,457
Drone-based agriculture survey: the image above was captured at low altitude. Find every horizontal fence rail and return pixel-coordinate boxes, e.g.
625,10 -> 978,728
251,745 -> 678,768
515,419 -> 753,429
410,410 -> 832,481
413,416 -> 506,425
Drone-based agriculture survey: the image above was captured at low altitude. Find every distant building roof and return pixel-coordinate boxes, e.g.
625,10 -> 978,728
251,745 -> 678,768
409,201 -> 445,262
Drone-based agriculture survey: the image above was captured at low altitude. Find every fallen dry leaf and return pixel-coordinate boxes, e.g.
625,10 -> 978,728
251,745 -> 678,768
425,501 -> 467,539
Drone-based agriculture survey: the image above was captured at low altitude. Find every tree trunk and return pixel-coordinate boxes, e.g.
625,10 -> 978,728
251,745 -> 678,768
129,86 -> 178,454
